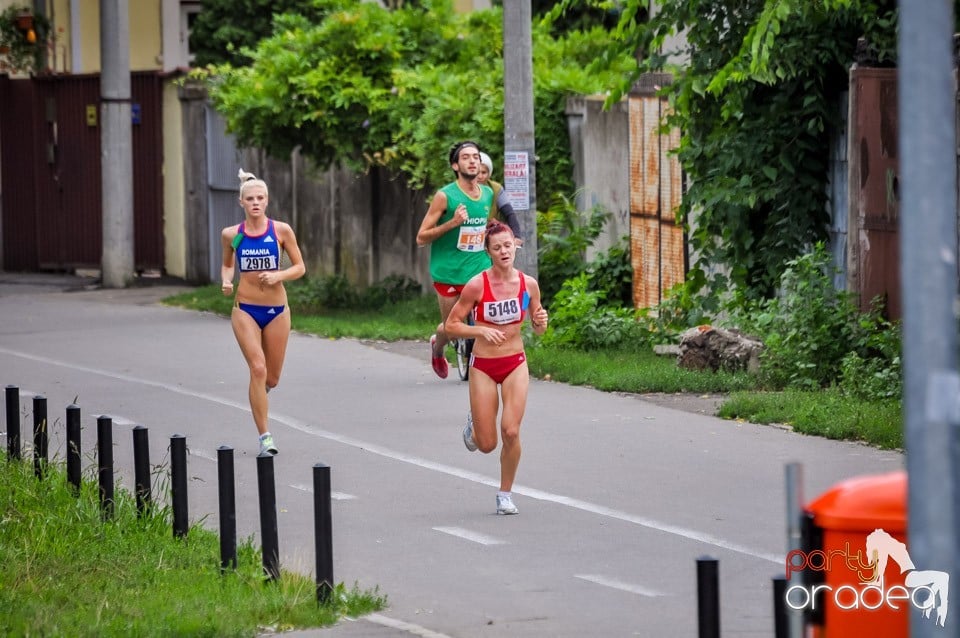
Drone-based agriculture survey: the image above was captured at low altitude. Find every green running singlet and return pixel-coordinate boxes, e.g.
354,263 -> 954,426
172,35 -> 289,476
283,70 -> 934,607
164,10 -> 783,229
429,181 -> 494,285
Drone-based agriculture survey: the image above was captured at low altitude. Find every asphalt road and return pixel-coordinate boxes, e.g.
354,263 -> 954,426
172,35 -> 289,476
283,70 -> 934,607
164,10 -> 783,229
0,274 -> 904,637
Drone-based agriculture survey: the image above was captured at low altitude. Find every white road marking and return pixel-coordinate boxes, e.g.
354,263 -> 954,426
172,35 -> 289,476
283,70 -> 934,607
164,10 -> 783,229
0,347 -> 781,564
92,414 -> 137,427
575,574 -> 665,598
364,613 -> 455,638
188,448 -> 217,462
432,526 -> 505,546
289,483 -> 356,500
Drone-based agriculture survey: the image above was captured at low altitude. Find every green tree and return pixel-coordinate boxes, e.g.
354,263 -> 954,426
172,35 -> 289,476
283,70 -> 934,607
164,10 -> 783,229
189,0 -> 341,67
200,0 -> 634,195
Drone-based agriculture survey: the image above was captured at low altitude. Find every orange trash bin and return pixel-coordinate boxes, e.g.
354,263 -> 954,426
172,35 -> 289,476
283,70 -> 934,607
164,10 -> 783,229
794,471 -> 909,638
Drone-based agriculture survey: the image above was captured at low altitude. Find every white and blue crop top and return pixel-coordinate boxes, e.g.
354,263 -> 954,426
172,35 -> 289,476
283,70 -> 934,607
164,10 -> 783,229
234,220 -> 280,272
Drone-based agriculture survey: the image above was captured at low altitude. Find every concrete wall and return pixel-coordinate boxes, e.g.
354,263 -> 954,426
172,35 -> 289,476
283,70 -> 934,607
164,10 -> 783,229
178,80 -> 209,283
566,94 -> 631,258
175,81 -> 432,290
162,78 -> 185,278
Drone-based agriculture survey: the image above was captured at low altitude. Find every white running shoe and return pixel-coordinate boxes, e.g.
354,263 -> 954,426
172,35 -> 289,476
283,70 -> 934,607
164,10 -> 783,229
496,493 -> 519,515
259,434 -> 278,455
462,412 -> 478,452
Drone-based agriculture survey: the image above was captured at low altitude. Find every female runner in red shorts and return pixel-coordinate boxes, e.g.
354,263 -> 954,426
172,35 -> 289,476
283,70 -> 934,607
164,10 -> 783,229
444,220 -> 549,514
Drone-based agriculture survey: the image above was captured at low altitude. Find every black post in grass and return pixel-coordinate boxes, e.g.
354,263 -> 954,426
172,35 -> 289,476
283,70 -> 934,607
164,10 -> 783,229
66,404 -> 82,492
132,426 -> 151,516
772,575 -> 788,638
97,416 -> 114,520
32,395 -> 47,478
170,434 -> 188,538
5,385 -> 20,460
217,445 -> 237,572
697,556 -> 720,638
313,463 -> 334,603
257,452 -> 280,581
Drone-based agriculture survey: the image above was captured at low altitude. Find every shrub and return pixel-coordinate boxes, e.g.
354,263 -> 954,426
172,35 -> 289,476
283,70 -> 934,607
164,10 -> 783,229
539,274 -> 646,350
536,193 -> 609,307
587,236 -> 633,308
288,274 -> 423,313
727,242 -> 901,391
839,319 -> 902,401
359,274 -> 423,309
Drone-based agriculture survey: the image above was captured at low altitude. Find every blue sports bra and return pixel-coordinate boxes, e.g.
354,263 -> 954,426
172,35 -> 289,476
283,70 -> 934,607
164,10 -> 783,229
234,220 -> 280,272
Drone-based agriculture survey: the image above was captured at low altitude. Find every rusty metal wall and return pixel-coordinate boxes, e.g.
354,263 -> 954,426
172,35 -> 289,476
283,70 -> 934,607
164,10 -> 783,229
0,72 -> 164,273
847,66 -> 901,319
628,75 -> 686,310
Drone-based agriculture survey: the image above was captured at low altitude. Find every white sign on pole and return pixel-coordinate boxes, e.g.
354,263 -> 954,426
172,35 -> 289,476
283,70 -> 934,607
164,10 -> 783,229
503,151 -> 530,211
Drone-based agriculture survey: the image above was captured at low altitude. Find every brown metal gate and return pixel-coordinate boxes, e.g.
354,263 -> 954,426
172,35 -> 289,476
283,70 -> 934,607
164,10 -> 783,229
628,74 -> 686,309
0,72 -> 163,272
846,66 -> 900,320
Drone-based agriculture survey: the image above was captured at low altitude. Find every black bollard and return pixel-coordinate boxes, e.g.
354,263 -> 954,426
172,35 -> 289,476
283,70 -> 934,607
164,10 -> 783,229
97,416 -> 114,520
217,446 -> 237,572
32,395 -> 47,478
697,556 -> 720,638
66,404 -> 81,492
5,385 -> 19,460
170,435 -> 188,538
772,575 -> 788,638
313,463 -> 334,603
257,452 -> 280,581
132,426 -> 152,516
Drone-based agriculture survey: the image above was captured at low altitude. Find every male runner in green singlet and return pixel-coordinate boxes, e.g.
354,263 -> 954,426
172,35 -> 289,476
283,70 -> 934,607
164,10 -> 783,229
416,141 -> 494,378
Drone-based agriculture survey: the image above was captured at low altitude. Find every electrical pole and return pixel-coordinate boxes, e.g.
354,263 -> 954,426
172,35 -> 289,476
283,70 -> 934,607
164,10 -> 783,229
503,0 -> 537,278
898,1 -> 958,636
100,0 -> 134,288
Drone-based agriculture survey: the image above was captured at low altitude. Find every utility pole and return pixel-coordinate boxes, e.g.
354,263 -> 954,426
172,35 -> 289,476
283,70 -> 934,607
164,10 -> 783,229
898,1 -> 958,637
502,0 -> 537,278
100,0 -> 134,288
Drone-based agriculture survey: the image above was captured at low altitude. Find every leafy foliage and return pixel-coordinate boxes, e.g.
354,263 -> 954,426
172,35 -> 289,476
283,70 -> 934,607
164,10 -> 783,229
536,193 -> 610,305
188,0 -> 338,67
538,274 -> 644,350
197,0 -> 634,196
553,0 -> 900,300
726,243 -> 901,393
0,3 -> 50,74
587,236 -> 633,308
287,273 -> 423,313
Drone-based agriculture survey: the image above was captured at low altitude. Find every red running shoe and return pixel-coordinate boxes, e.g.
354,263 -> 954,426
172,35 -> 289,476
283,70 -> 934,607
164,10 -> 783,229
430,334 -> 449,379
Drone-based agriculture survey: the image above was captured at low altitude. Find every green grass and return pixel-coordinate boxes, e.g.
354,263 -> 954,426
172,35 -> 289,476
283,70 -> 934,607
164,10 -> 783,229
0,458 -> 385,637
719,389 -> 903,449
526,345 -> 757,394
164,284 -> 903,450
166,284 -> 438,341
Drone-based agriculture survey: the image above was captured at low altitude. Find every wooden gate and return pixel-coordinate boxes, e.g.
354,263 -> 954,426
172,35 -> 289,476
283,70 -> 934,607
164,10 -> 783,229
0,72 -> 164,273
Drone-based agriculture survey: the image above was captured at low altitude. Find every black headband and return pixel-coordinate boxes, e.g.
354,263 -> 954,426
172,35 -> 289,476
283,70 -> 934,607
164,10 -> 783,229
449,140 -> 481,166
